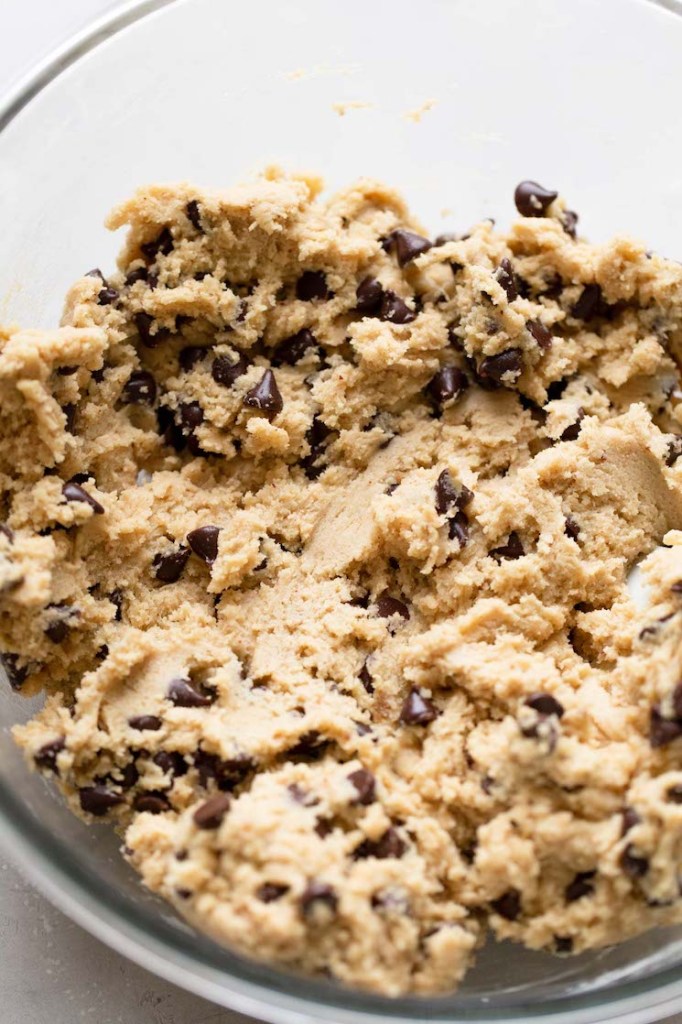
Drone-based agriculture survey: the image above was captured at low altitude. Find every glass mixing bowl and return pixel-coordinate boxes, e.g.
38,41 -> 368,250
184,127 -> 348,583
1,0 -> 682,1020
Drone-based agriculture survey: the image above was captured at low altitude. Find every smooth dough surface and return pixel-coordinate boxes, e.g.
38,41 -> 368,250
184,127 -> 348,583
3,170 -> 682,995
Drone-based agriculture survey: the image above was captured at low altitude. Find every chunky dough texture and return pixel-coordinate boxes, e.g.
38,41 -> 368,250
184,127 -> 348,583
3,170 -> 682,995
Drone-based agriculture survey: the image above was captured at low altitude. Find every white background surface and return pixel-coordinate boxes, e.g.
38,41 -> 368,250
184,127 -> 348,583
0,12 -> 248,1024
1,3 -> 682,1024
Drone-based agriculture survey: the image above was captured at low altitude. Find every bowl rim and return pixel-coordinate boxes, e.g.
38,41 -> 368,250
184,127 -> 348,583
2,1 -> 682,1021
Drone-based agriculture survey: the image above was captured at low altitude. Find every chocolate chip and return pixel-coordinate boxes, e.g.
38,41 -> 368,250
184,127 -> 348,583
348,768 -> 376,805
180,346 -> 207,372
125,266 -> 149,286
514,181 -> 558,217
449,510 -> 469,547
34,737 -> 66,773
122,370 -> 157,405
128,715 -> 163,731
272,329 -> 319,367
571,284 -> 603,321
257,883 -> 289,903
296,271 -> 330,301
494,258 -> 518,302
490,531 -> 524,561
301,416 -> 333,480
562,210 -> 579,238
479,348 -> 523,386
97,286 -> 119,307
491,888 -> 521,920
672,682 -> 682,719
79,785 -> 122,817
61,481 -> 105,515
356,277 -> 384,315
44,603 -> 80,643
187,525 -> 220,564
524,693 -> 564,718
244,369 -> 283,419
434,469 -> 472,515
426,366 -> 468,409
134,311 -> 167,349
380,290 -> 416,324
57,365 -> 78,376
666,784 -> 682,804
288,782 -> 319,806
564,516 -> 580,541
354,827 -> 406,860
621,807 -> 641,835
300,881 -> 338,916
565,871 -> 595,902
620,844 -> 648,878
134,791 -> 171,814
179,401 -> 204,428
554,936 -> 574,954
86,268 -> 105,281
375,593 -> 410,622
211,352 -> 250,387
434,232 -> 460,247
0,523 -> 13,542
1,653 -> 27,690
399,688 -> 438,726
153,546 -> 191,583
118,761 -> 140,790
193,793 -> 231,829
359,658 -> 374,694
167,677 -> 214,708
287,731 -> 330,762
560,409 -> 584,442
153,750 -> 187,777
141,226 -> 173,262
527,319 -> 553,350
666,436 -> 682,467
62,404 -> 77,433
389,229 -> 432,267
650,704 -> 682,747
186,199 -> 203,232
671,582 -> 682,594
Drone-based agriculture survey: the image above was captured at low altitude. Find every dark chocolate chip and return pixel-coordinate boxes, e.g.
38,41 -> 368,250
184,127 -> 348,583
390,228 -> 432,267
620,844 -> 649,878
300,881 -> 338,916
671,582 -> 682,594
479,348 -> 523,386
134,791 -> 171,814
426,366 -> 468,409
44,603 -> 80,643
211,352 -> 250,387
564,516 -> 580,541
141,226 -> 173,262
62,481 -> 105,515
57,366 -> 78,378
153,546 -> 191,583
179,401 -> 204,428
375,592 -> 410,621
257,883 -> 289,903
122,370 -> 157,405
1,653 -> 28,690
287,731 -> 330,762
301,415 -> 333,480
348,768 -> 376,805
187,525 -> 220,564
666,784 -> 682,804
153,750 -> 188,777
354,827 -> 406,860
186,199 -> 203,232
180,346 -> 208,372
554,936 -> 574,954
514,181 -> 558,217
357,658 -> 374,696
34,736 -> 66,773
565,871 -> 596,902
117,761 -> 140,790
449,510 -> 469,547
288,782 -> 320,806
355,277 -> 384,315
0,523 -> 13,543
125,266 -> 149,286
97,286 -> 119,307
666,436 -> 682,467
435,469 -> 472,515
399,688 -> 438,726
673,682 -> 682,719
650,704 -> 682,748
527,319 -> 553,350
167,677 -> 214,708
524,693 -> 564,718
128,715 -> 163,731
296,271 -> 330,301
562,210 -> 579,238
193,793 -> 231,829
434,232 -> 460,247
491,888 -> 521,920
560,409 -> 584,442
79,785 -> 122,817
86,268 -> 105,281
494,258 -> 518,302
571,284 -> 603,321
62,404 -> 77,433
244,369 -> 283,419
489,531 -> 524,561
380,290 -> 417,324
134,311 -> 169,348
272,328 -> 319,367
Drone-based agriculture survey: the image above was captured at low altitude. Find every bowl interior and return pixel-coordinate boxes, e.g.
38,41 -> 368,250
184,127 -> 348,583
2,0 -> 682,1020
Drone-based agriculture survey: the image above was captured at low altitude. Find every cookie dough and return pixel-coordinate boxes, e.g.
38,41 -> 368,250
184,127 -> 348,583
3,170 -> 682,996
